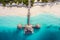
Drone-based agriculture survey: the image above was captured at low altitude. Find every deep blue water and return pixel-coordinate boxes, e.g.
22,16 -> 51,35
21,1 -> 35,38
0,13 -> 60,40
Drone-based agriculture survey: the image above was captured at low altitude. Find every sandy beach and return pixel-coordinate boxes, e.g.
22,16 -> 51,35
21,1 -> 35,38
0,3 -> 60,17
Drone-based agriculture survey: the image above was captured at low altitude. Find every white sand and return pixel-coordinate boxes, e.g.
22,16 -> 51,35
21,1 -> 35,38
0,3 -> 60,17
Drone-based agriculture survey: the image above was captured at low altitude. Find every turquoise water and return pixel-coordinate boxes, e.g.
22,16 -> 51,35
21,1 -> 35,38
0,13 -> 60,40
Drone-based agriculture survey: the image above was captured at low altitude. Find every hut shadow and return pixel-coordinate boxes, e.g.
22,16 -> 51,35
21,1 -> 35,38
22,32 -> 33,40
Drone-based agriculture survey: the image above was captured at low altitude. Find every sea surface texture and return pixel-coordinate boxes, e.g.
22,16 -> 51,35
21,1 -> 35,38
0,13 -> 60,40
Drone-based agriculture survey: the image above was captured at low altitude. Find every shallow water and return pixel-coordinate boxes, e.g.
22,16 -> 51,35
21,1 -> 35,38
0,13 -> 60,40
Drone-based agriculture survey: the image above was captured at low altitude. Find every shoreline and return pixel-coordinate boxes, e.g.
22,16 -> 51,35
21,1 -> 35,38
0,4 -> 60,17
